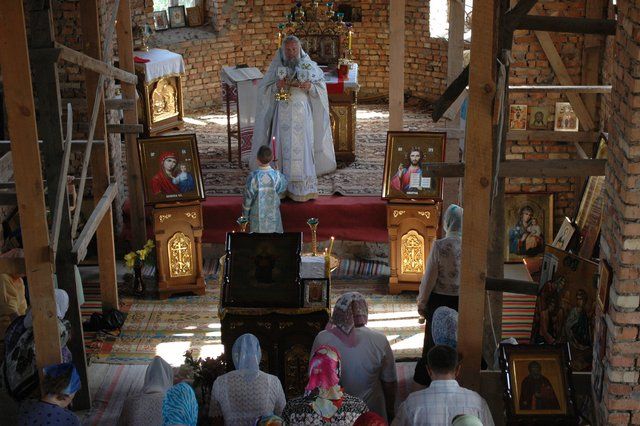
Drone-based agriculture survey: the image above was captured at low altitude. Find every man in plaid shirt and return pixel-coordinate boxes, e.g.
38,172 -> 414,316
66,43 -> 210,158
393,345 -> 494,426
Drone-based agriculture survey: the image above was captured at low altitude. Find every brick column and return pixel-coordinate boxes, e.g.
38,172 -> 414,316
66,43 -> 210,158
599,0 -> 640,423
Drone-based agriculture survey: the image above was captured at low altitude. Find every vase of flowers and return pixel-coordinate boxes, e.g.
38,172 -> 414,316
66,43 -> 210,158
124,239 -> 155,296
183,350 -> 227,404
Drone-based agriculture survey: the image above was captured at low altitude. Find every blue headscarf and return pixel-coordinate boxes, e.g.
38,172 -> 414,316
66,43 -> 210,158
43,362 -> 81,395
162,382 -> 198,426
431,306 -> 458,349
232,333 -> 261,380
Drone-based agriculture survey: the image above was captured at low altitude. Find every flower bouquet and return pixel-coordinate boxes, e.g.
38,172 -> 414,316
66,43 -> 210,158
124,239 -> 155,296
183,350 -> 227,404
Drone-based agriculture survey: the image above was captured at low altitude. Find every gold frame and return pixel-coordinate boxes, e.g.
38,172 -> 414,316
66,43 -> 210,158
381,131 -> 446,202
142,75 -> 184,135
138,133 -> 205,205
504,193 -> 554,262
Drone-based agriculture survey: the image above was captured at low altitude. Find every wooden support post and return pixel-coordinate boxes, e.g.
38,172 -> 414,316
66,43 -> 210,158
72,183 -> 118,263
79,0 -> 119,311
28,1 -> 91,408
445,0 -> 466,206
518,15 -> 615,35
0,0 -> 62,380
458,0 -> 498,391
388,0 -> 405,131
116,0 -> 147,249
534,31 -> 595,130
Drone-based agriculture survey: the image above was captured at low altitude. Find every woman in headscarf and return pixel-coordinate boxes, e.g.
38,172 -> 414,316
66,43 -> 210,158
162,382 -> 198,426
414,204 -> 463,387
3,288 -> 71,400
282,345 -> 369,425
354,411 -> 389,426
118,356 -> 174,425
312,292 -> 397,420
18,362 -> 81,425
209,333 -> 286,425
431,306 -> 459,349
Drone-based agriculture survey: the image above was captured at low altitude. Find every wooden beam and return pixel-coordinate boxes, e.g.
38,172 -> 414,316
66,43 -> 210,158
509,85 -> 611,93
432,66 -> 469,122
535,31 -> 596,130
116,0 -> 147,248
72,183 -> 117,263
501,159 -> 606,177
457,0 -> 498,391
388,0 -> 405,130
501,0 -> 539,47
29,2 -> 91,408
0,139 -> 104,146
506,130 -> 598,142
104,98 -> 136,111
55,42 -> 137,84
0,0 -> 62,380
485,276 -> 538,295
0,191 -> 17,205
106,123 -> 143,134
80,0 -> 119,311
519,15 -> 615,35
421,159 -> 605,178
0,257 -> 26,276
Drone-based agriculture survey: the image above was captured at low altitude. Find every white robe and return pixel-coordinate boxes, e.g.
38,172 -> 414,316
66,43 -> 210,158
251,47 -> 336,202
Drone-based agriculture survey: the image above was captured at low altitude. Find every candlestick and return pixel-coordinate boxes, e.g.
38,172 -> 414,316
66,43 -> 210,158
348,30 -> 352,50
328,236 -> 335,257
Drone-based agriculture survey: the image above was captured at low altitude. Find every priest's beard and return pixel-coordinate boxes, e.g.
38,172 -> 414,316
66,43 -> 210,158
284,56 -> 300,72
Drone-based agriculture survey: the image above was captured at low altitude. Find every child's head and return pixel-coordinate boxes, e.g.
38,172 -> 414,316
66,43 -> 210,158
257,145 -> 273,165
179,164 -> 188,172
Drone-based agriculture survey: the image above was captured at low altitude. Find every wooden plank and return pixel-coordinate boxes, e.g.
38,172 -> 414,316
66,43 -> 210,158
506,130 -> 598,142
485,277 -> 538,295
534,31 -> 595,130
0,0 -> 62,381
519,16 -> 615,35
457,0 -> 499,391
388,0 -> 405,130
116,0 -> 147,249
0,139 -> 104,146
500,159 -> 606,177
104,98 -> 135,111
29,2 -> 91,408
56,42 -> 137,84
79,0 -> 119,311
106,123 -> 143,134
72,183 -> 118,263
509,85 -> 611,93
420,159 -> 605,178
432,66 -> 469,122
0,258 -> 26,276
501,0 -> 539,47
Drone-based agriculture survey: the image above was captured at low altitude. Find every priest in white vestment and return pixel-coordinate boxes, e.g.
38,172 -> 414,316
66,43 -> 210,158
251,35 -> 336,202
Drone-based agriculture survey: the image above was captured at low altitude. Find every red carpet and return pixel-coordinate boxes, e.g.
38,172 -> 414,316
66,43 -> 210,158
123,195 -> 388,244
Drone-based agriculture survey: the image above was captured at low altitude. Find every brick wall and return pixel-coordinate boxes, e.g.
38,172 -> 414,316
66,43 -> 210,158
598,0 -> 640,423
142,0 -> 447,110
507,1 -> 588,231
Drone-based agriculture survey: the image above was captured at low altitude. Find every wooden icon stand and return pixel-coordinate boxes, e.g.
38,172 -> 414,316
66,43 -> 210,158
153,200 -> 206,299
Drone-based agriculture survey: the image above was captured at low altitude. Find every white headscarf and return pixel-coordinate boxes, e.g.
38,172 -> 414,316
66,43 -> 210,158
431,306 -> 458,349
443,204 -> 463,237
143,356 -> 174,394
24,288 -> 69,328
232,333 -> 261,380
250,35 -> 336,175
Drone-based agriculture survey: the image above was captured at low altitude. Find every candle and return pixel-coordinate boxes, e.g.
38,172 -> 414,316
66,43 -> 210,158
277,31 -> 282,46
328,236 -> 335,257
348,30 -> 352,50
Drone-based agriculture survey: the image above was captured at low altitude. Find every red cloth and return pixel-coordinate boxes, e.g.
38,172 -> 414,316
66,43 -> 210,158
150,152 -> 180,195
122,195 -> 388,243
134,56 -> 150,63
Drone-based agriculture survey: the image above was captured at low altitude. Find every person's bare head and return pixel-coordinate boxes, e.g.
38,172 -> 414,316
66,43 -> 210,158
257,145 -> 273,165
282,35 -> 301,68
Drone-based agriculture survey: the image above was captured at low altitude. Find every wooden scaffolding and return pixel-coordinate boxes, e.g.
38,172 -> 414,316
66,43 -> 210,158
0,0 -> 145,408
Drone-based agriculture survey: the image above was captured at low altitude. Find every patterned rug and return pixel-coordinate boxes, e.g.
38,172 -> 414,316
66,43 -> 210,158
175,104 -> 436,197
92,277 -> 423,365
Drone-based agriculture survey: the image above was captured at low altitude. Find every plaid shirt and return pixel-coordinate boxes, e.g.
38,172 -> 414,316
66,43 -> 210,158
392,380 -> 494,426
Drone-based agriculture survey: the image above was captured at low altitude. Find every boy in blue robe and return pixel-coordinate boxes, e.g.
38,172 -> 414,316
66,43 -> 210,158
242,146 -> 287,232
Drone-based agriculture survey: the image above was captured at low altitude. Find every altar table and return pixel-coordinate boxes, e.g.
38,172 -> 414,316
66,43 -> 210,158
134,48 -> 185,136
324,63 -> 359,162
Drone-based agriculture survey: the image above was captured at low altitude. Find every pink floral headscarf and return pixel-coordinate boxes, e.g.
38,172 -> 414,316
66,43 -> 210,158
326,292 -> 368,347
305,345 -> 344,419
